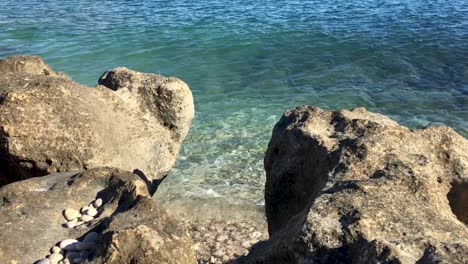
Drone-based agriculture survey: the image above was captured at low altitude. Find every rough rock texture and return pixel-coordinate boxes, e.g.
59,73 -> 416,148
242,106 -> 468,263
92,196 -> 197,264
0,167 -> 196,264
0,55 -> 194,186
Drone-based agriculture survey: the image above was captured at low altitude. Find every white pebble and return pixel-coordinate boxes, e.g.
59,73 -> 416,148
51,246 -> 61,254
75,241 -> 96,251
63,259 -> 70,264
80,206 -> 89,214
84,207 -> 98,217
65,218 -> 78,228
93,198 -> 103,208
36,258 -> 50,264
63,209 -> 80,221
48,253 -> 64,263
79,215 -> 94,222
72,257 -> 85,264
83,232 -> 99,242
59,239 -> 78,250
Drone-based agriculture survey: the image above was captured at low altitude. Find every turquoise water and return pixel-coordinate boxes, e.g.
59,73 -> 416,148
1,0 -> 467,204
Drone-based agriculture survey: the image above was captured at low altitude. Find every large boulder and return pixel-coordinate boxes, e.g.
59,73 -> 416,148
243,106 -> 468,263
0,167 -> 196,264
0,55 -> 194,186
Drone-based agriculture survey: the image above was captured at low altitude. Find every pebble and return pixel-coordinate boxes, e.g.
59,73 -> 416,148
48,253 -> 64,263
84,207 -> 98,217
79,215 -> 94,222
59,239 -> 78,250
65,218 -> 78,228
80,206 -> 89,214
93,198 -> 103,208
51,246 -> 61,254
83,232 -> 99,242
63,259 -> 70,264
36,258 -> 50,264
63,209 -> 80,221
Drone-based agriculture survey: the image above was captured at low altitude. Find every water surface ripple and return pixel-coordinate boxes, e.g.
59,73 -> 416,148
1,0 -> 467,204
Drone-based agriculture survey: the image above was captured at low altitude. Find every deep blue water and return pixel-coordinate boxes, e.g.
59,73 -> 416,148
1,0 -> 467,204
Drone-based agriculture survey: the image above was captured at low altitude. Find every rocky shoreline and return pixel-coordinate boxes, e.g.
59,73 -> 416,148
0,55 -> 467,264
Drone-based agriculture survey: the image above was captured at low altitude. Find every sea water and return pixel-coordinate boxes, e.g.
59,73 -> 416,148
1,0 -> 467,205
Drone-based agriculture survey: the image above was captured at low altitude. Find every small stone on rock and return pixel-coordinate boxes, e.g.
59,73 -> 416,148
59,239 -> 78,250
79,215 -> 94,222
84,207 -> 98,217
48,253 -> 64,263
36,258 -> 50,264
93,198 -> 103,208
51,246 -> 61,254
63,209 -> 80,221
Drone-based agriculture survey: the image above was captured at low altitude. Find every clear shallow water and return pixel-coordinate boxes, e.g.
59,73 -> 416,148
1,0 -> 467,205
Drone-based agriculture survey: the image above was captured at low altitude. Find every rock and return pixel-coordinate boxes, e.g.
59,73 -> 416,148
0,55 -> 68,78
63,209 -> 81,221
64,252 -> 81,260
72,258 -> 85,264
82,232 -> 99,243
75,241 -> 96,251
59,239 -> 78,250
90,196 -> 197,264
0,55 -> 194,186
241,106 -> 468,263
0,167 -> 149,263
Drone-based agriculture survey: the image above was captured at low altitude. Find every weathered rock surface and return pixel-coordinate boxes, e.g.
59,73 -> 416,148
0,55 -> 194,186
242,106 -> 468,263
0,167 -> 196,264
92,196 -> 197,264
